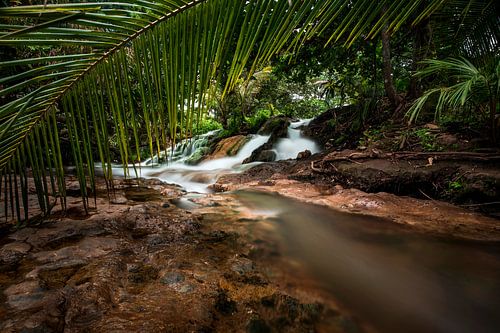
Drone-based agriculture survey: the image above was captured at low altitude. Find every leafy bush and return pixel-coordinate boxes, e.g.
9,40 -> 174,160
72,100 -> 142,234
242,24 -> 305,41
192,117 -> 223,136
407,57 -> 499,140
282,98 -> 328,119
413,128 -> 443,152
246,108 -> 272,133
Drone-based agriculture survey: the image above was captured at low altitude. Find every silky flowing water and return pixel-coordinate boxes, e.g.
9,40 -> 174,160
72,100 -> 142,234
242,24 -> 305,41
233,190 -> 500,333
3,120 -> 498,332
111,119 -> 319,193
111,120 -> 500,332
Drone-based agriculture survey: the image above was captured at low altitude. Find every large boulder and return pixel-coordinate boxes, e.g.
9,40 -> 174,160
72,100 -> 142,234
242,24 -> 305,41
243,116 -> 291,163
257,116 -> 290,138
204,135 -> 249,160
302,106 -> 356,147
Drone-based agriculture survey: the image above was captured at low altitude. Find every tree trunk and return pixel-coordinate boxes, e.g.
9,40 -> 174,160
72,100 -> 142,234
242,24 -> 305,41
381,26 -> 402,107
490,96 -> 498,144
409,19 -> 432,99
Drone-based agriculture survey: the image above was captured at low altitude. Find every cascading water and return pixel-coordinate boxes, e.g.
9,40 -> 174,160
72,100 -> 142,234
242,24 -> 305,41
112,119 -> 319,192
141,129 -> 221,166
274,119 -> 319,160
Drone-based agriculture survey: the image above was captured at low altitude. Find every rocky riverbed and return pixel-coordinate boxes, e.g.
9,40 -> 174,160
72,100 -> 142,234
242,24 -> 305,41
1,115 -> 499,332
1,178 -> 362,333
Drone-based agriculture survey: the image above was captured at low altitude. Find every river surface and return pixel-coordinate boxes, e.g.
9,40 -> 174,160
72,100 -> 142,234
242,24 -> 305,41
94,120 -> 500,332
233,190 -> 500,333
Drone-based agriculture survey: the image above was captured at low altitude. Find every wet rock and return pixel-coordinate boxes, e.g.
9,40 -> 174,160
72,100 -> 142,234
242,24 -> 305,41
244,117 -> 291,164
128,264 -> 158,283
297,149 -> 311,159
185,147 -> 211,165
129,204 -> 147,214
5,281 -> 47,311
35,259 -> 87,289
0,241 -> 31,267
257,116 -> 290,137
146,234 -> 168,246
206,230 -> 229,243
204,135 -> 249,160
230,257 -> 254,275
160,271 -> 185,285
125,186 -> 163,202
246,318 -> 271,333
302,106 -> 356,146
20,220 -> 105,251
31,237 -> 120,264
63,282 -> 115,330
177,283 -> 195,293
110,196 -> 128,204
254,150 -> 277,163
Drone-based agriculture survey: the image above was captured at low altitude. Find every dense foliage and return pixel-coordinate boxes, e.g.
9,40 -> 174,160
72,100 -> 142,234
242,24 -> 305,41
0,0 -> 498,223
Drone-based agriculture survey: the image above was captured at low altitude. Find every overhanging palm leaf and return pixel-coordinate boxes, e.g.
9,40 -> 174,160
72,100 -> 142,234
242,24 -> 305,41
0,0 -> 481,223
407,57 -> 499,135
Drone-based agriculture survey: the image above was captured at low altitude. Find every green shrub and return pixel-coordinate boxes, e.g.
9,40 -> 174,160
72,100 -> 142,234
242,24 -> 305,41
192,117 -> 223,136
246,108 -> 272,133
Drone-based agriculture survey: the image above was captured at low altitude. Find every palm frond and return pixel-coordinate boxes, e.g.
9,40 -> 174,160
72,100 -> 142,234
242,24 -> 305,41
0,0 -> 480,223
430,0 -> 499,60
407,57 -> 499,123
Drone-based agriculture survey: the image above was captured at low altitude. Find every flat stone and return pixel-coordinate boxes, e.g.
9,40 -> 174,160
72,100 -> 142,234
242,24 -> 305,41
26,259 -> 87,280
160,271 -> 185,285
0,242 -> 31,265
4,281 -> 47,311
31,237 -> 120,265
6,292 -> 47,311
110,196 -> 128,204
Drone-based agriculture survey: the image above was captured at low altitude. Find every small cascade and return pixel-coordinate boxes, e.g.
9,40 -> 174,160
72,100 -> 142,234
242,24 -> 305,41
113,119 -> 319,192
274,119 -> 319,160
142,130 -> 220,166
137,134 -> 270,192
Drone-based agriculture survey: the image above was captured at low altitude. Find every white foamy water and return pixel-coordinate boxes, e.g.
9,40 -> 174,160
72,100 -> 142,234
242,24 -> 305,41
110,119 -> 318,192
274,119 -> 319,160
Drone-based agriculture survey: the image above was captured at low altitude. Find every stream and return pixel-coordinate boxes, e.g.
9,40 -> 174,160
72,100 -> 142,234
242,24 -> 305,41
234,190 -> 500,333
129,120 -> 500,332
2,120 -> 499,332
112,119 -> 319,193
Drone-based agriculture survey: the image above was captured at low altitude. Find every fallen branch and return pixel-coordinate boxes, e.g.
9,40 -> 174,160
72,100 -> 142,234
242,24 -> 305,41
310,160 -> 326,173
323,150 -> 500,163
460,201 -> 500,207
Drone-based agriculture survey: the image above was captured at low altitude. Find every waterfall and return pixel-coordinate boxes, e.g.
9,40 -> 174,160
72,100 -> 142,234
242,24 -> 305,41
274,119 -> 319,160
112,119 -> 319,192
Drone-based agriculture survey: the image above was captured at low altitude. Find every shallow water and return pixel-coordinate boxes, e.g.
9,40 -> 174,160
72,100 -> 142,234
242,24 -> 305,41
235,190 -> 500,333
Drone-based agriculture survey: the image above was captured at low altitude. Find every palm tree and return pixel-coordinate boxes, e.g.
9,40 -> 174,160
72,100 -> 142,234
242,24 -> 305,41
0,0 -> 494,223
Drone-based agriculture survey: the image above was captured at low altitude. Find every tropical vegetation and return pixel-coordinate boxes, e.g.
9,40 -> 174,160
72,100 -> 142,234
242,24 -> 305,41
0,0 -> 498,223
